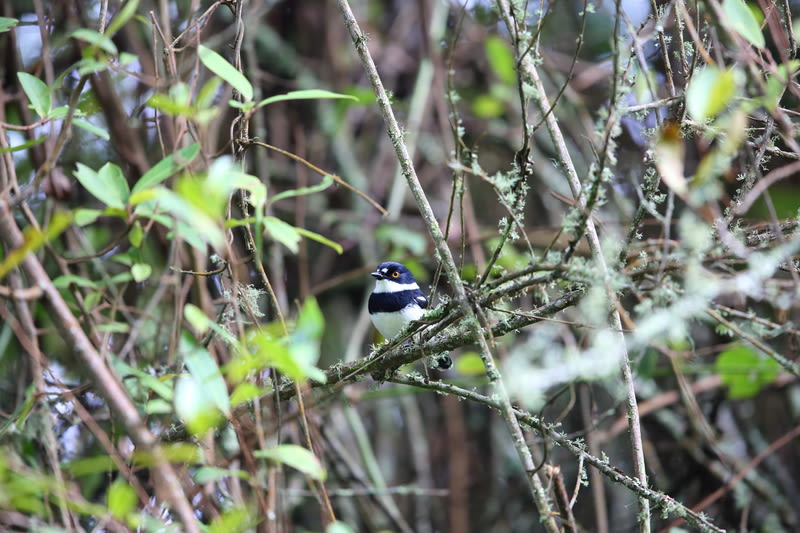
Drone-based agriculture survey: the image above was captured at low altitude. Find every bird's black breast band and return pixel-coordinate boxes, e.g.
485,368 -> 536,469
369,290 -> 427,313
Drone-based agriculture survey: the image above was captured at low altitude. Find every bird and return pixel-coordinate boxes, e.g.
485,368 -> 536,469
368,261 -> 451,369
368,261 -> 428,340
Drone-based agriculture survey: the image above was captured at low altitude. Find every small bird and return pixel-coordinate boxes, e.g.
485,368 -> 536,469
368,261 -> 451,369
368,261 -> 428,340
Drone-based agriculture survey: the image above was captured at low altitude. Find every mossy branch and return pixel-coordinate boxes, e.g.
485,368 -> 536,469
493,0 -> 652,529
337,2 -> 561,524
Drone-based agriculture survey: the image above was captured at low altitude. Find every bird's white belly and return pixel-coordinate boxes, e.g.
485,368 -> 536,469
371,304 -> 424,339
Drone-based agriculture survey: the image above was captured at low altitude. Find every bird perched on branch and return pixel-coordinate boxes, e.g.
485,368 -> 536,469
368,261 -> 451,369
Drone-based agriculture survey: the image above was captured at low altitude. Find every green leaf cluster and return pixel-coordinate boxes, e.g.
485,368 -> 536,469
715,345 -> 780,399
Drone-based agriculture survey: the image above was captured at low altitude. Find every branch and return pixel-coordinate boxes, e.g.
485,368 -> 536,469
344,5 -> 562,525
388,374 -> 725,533
493,0 -> 652,529
276,288 -> 584,402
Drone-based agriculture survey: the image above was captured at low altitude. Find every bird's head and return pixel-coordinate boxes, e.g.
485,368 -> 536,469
370,262 -> 417,285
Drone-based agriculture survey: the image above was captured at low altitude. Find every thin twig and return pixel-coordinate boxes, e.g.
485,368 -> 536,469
249,140 -> 387,214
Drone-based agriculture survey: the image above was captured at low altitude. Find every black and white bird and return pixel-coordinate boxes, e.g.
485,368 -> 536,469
368,261 -> 428,340
368,261 -> 452,370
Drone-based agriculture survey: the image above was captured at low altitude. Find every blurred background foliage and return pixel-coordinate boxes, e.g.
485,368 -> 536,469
1,0 -> 800,532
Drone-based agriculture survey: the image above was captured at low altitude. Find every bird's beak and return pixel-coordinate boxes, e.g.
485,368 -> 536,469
370,271 -> 383,279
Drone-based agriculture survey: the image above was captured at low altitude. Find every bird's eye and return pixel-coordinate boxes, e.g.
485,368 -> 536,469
391,271 -> 400,278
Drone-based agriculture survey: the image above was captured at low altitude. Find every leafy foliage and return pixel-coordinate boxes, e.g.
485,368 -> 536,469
0,1 -> 799,532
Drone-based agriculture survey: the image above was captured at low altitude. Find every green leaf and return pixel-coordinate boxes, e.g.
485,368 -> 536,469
636,349 -> 660,379
242,327 -> 325,384
71,28 -> 118,56
722,0 -> 765,49
762,60 -> 800,112
107,478 -> 137,519
133,443 -> 202,466
96,322 -> 131,333
200,313 -> 239,348
119,52 -> 137,66
472,94 -> 504,118
175,157 -> 259,219
0,385 -> 36,439
184,304 -> 211,335
174,374 -> 225,436
228,333 -> 284,383
128,220 -> 144,247
147,92 -> 193,117
104,0 -> 139,38
198,44 -> 253,101
454,351 -> 486,376
0,17 -> 18,33
181,335 -> 230,416
175,174 -> 227,220
263,215 -> 341,255
99,162 -> 130,205
327,523 -> 356,533
145,399 -> 172,414
196,77 -> 223,111
53,274 -> 99,290
66,455 -> 117,476
715,345 -> 779,399
131,142 -> 200,194
269,175 -> 334,204
692,109 -> 747,187
112,358 -> 174,401
128,188 -> 158,206
73,208 -> 102,226
17,72 -> 51,118
228,172 -> 266,208
172,217 -> 220,251
295,297 -> 324,343
0,135 -> 47,154
208,508 -> 253,533
255,89 -> 358,109
294,227 -> 343,254
254,444 -> 326,481
74,162 -> 129,208
230,382 -> 264,406
227,99 -> 255,112
686,66 -> 739,122
225,217 -> 255,229
340,86 -> 376,106
264,216 -> 301,253
131,263 -> 151,282
0,212 -> 72,281
100,207 -> 128,220
485,35 -> 516,85
48,105 -> 74,120
74,118 -> 110,140
194,467 -> 249,484
75,57 -> 110,75
287,298 -> 327,383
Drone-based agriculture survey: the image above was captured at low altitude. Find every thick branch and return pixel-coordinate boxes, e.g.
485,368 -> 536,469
277,288 -> 584,402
